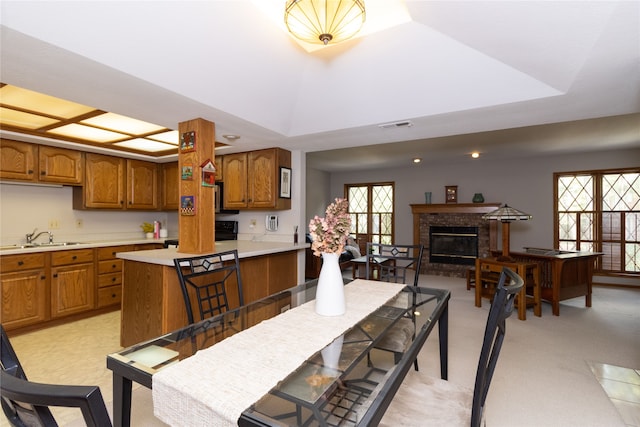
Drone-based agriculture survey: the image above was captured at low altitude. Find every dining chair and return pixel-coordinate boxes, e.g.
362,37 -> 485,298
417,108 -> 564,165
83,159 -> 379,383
365,243 -> 424,370
379,267 -> 524,427
0,325 -> 112,427
173,249 -> 244,324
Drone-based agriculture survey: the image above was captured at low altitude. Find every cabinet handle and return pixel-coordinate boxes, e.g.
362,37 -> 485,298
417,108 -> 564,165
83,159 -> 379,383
27,170 -> 34,175
40,275 -> 46,280
72,255 -> 77,260
112,264 -> 116,269
112,294 -> 116,298
111,277 -> 116,282
17,261 -> 24,266
53,273 -> 58,278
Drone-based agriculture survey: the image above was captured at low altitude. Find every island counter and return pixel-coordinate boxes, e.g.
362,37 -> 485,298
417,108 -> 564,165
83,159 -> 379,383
117,241 -> 307,347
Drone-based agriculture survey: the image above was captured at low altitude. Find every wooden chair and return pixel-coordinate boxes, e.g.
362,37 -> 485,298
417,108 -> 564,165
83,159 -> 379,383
173,250 -> 244,324
0,325 -> 112,427
379,268 -> 524,427
365,243 -> 424,370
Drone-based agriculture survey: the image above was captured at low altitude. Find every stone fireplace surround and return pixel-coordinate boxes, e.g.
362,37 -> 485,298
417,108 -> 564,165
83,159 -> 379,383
411,203 -> 501,277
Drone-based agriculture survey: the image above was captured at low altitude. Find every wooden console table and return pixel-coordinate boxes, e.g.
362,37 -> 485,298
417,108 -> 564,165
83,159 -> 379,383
475,258 -> 541,320
499,249 -> 601,316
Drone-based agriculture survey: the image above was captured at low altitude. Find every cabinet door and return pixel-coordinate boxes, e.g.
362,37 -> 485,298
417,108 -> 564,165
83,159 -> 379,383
51,262 -> 95,318
127,159 -> 158,210
38,146 -> 84,184
82,153 -> 125,208
223,153 -> 248,208
0,269 -> 48,330
161,162 -> 179,210
215,155 -> 223,182
0,139 -> 37,181
248,149 -> 277,209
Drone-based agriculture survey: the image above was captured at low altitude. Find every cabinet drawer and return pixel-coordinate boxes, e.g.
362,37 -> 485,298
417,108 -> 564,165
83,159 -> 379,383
98,272 -> 122,288
97,245 -> 134,260
98,285 -> 121,308
98,259 -> 123,274
0,253 -> 46,272
51,249 -> 94,266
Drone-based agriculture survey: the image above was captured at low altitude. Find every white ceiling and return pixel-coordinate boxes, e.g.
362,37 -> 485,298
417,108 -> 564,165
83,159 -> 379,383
1,0 -> 639,171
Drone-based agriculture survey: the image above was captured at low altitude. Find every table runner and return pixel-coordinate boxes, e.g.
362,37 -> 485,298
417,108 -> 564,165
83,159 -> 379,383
152,279 -> 405,427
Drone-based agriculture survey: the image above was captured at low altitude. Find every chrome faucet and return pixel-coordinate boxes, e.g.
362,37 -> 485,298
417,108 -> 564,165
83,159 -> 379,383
26,228 -> 53,244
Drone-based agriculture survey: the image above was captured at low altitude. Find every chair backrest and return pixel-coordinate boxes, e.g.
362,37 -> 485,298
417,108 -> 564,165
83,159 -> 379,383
173,249 -> 244,325
0,326 -> 112,427
365,243 -> 424,286
471,267 -> 524,427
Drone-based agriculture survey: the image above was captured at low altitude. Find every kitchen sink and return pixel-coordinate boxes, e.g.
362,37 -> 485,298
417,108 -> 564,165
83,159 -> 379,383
0,242 -> 84,251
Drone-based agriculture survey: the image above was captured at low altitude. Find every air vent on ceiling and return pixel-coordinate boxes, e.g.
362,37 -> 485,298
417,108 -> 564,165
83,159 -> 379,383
378,120 -> 414,129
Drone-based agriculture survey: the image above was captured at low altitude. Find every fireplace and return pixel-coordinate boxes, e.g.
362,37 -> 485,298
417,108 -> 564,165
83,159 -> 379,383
429,226 -> 478,265
411,203 -> 500,277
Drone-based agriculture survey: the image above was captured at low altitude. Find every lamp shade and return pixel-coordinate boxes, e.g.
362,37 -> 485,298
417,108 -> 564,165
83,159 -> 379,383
482,204 -> 532,222
285,0 -> 366,45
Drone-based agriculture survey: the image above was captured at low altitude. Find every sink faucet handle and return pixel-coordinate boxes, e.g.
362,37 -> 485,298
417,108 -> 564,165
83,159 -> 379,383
48,232 -> 54,243
26,228 -> 37,243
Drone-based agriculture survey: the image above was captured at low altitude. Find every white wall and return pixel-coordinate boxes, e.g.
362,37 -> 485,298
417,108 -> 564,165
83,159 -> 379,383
0,183 -> 176,245
328,148 -> 640,256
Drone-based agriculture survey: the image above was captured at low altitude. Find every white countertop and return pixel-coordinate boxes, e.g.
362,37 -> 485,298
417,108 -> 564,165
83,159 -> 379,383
117,240 -> 308,266
0,238 -> 172,256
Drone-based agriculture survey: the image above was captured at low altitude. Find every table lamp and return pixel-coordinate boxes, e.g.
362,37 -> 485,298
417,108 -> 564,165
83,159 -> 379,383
483,204 -> 532,261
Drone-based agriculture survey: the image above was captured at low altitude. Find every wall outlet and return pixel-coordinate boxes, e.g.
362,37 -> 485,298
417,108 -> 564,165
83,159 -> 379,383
48,219 -> 59,229
249,219 -> 257,229
76,219 -> 83,229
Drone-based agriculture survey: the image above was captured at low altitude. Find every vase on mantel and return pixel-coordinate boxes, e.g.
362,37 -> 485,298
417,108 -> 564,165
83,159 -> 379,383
315,252 -> 346,316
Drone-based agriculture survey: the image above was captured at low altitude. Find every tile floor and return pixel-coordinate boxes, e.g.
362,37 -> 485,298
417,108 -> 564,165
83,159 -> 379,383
589,362 -> 640,426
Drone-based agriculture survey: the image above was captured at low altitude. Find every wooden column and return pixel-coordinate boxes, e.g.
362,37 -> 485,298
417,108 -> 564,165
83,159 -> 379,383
177,118 -> 216,254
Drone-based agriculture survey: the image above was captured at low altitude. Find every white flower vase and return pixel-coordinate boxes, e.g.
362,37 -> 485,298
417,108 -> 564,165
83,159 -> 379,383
315,252 -> 346,316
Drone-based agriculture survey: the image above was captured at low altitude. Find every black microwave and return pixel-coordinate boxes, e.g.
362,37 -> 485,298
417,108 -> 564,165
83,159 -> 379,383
214,182 -> 239,215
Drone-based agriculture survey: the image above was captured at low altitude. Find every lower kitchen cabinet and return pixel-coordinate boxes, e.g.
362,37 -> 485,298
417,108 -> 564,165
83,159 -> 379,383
50,249 -> 95,318
97,245 -> 133,308
0,253 -> 47,330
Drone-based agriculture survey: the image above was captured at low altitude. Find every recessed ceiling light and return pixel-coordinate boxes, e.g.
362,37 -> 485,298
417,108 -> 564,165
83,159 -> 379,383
413,158 -> 422,163
471,152 -> 480,158
222,134 -> 240,141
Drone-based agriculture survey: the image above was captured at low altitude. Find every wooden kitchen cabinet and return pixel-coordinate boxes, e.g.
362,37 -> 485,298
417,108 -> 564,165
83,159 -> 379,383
161,162 -> 179,210
96,245 -> 133,308
0,140 -> 83,185
74,153 -> 158,210
0,253 -> 48,330
127,159 -> 158,210
50,248 -> 95,318
0,139 -> 37,181
215,155 -> 223,181
75,153 -> 125,209
223,148 -> 291,210
38,145 -> 84,185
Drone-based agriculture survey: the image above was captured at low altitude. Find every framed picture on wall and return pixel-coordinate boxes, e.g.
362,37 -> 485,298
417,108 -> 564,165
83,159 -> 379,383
280,167 -> 291,199
445,185 -> 458,203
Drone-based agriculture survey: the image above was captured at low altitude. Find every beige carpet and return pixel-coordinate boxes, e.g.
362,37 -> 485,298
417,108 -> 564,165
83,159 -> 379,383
2,275 -> 638,426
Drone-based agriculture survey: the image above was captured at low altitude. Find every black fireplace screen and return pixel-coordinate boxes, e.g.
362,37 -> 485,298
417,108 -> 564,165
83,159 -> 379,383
429,226 -> 478,265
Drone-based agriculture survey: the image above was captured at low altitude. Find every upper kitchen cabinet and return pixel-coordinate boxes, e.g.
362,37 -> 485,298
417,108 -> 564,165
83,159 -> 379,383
74,153 -> 125,209
127,159 -> 158,210
215,155 -> 223,181
161,162 -> 179,210
38,145 -> 84,185
73,154 -> 158,210
223,148 -> 291,210
0,140 -> 83,185
1,139 -> 36,181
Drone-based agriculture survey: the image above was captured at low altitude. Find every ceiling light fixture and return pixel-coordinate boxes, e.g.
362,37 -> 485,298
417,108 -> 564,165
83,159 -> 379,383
413,158 -> 422,163
222,134 -> 240,141
284,0 -> 366,46
471,152 -> 480,158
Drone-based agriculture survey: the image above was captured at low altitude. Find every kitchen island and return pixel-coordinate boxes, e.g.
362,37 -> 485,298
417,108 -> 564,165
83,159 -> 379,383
117,240 -> 307,347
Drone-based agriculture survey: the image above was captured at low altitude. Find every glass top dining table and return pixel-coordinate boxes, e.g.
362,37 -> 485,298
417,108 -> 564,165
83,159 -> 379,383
106,279 -> 450,427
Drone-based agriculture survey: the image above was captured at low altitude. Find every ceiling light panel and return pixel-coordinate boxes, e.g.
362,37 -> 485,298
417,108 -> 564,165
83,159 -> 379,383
0,107 -> 59,129
47,123 -> 129,143
0,85 -> 95,118
81,112 -> 165,135
113,138 -> 177,152
147,130 -> 179,145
